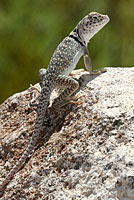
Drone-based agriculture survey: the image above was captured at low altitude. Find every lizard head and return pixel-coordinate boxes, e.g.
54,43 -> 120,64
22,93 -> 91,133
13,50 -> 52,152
70,12 -> 110,46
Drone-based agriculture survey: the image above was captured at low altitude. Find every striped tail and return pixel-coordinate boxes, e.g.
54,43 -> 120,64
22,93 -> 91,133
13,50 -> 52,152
0,84 -> 52,194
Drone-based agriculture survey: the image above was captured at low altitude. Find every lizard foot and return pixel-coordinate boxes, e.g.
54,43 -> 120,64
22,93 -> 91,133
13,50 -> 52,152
69,95 -> 83,106
30,84 -> 41,93
62,94 -> 82,106
69,69 -> 85,76
60,93 -> 80,106
52,94 -> 82,111
90,68 -> 107,75
29,84 -> 41,107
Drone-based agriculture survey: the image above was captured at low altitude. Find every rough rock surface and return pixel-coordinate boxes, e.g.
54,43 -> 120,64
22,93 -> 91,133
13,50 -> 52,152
0,67 -> 134,200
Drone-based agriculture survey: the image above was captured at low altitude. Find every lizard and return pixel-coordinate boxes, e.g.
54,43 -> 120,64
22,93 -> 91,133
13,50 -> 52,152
0,12 -> 110,195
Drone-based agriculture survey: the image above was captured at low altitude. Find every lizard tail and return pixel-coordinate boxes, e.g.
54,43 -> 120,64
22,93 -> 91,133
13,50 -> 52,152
0,84 -> 52,194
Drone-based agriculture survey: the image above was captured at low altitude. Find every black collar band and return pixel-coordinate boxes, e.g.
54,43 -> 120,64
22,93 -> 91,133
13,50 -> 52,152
69,34 -> 85,47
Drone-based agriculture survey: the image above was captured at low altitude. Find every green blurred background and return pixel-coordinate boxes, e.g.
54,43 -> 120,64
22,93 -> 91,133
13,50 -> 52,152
0,0 -> 133,103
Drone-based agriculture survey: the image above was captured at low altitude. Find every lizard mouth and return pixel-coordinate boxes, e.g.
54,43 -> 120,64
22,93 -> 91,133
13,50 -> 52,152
103,15 -> 110,23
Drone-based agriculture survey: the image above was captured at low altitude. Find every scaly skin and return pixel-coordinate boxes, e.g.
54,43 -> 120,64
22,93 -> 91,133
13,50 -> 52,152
0,12 -> 109,196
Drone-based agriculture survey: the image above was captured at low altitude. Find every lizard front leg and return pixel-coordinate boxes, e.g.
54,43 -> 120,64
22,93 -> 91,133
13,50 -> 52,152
52,75 -> 80,108
83,47 -> 106,75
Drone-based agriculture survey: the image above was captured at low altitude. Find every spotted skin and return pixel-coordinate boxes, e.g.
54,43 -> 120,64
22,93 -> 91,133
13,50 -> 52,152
0,12 -> 109,195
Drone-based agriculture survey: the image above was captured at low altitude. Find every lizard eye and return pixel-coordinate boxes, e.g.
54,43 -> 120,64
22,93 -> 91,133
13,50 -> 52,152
93,16 -> 98,20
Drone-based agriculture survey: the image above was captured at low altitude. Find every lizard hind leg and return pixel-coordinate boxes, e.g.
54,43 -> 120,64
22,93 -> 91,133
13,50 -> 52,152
52,75 -> 80,108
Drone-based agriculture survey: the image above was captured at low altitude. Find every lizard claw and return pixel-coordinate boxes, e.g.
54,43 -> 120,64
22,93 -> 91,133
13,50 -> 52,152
90,68 -> 107,75
69,69 -> 85,76
69,94 -> 83,106
52,93 -> 81,109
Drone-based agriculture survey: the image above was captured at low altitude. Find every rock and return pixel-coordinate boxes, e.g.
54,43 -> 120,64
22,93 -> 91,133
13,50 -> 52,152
0,67 -> 134,200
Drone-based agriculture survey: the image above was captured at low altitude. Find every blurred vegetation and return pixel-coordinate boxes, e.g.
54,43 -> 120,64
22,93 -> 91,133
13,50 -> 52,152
0,0 -> 133,103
